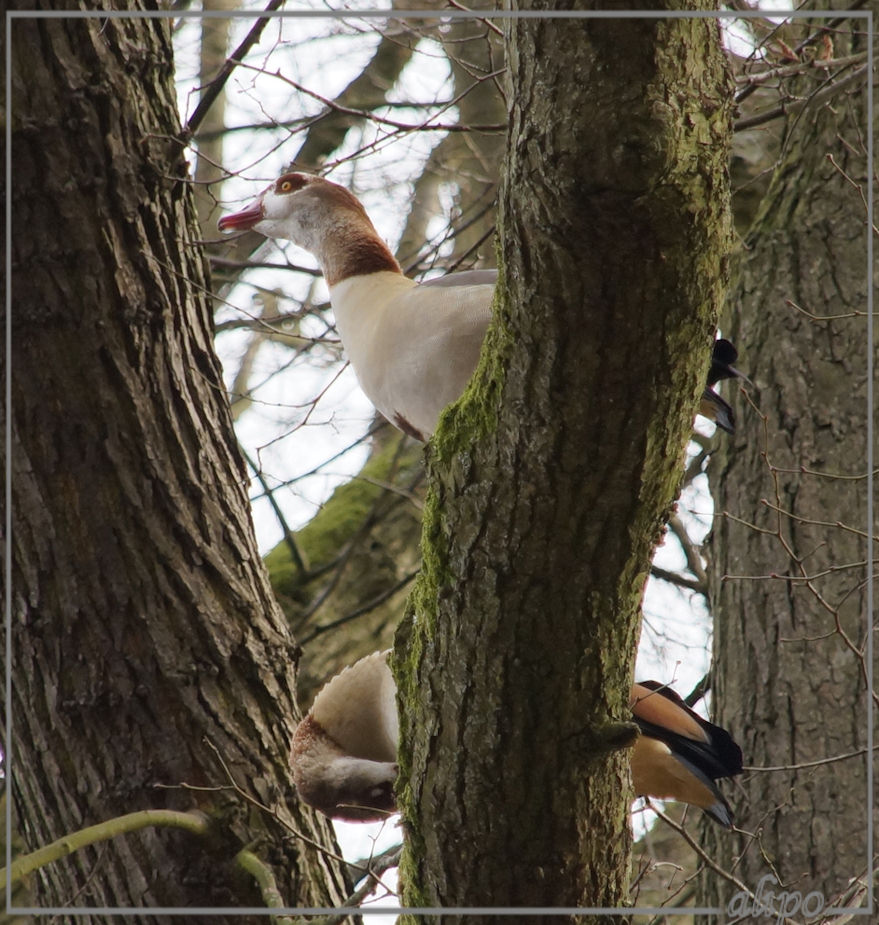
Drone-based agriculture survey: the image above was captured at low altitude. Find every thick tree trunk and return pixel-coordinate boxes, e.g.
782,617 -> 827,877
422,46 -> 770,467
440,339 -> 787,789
396,7 -> 732,919
701,16 -> 874,916
6,7 -> 346,919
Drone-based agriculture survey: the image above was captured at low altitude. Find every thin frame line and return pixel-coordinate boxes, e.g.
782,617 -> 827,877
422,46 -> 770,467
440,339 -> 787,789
5,7 -> 874,17
866,7 -> 875,917
5,4 -> 874,919
6,906 -> 724,917
4,7 -> 12,920
5,905 -> 877,917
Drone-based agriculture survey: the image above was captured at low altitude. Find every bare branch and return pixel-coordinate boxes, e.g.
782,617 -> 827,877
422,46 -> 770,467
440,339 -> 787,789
235,60 -> 507,135
649,564 -> 707,595
734,63 -> 868,132
299,570 -> 419,646
667,512 -> 708,589
185,0 -> 287,139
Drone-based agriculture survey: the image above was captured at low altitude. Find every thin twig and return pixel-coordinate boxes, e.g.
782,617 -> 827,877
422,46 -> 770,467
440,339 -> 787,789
316,844 -> 403,924
300,570 -> 419,646
734,63 -> 867,132
744,745 -> 876,772
185,0 -> 287,138
648,803 -> 759,904
826,153 -> 879,236
734,51 -> 867,95
242,446 -> 309,577
235,60 -> 507,134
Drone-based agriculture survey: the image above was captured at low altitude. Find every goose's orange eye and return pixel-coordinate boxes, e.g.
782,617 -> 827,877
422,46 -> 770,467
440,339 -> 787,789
279,180 -> 293,192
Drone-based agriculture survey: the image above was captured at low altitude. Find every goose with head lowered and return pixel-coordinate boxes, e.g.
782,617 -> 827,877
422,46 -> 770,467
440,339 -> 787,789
291,651 -> 743,827
219,173 -> 745,439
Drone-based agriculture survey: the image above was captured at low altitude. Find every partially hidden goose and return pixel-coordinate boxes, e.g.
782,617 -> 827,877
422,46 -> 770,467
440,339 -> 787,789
219,173 -> 745,440
291,651 -> 743,826
699,337 -> 750,435
291,652 -> 398,823
629,679 -> 743,827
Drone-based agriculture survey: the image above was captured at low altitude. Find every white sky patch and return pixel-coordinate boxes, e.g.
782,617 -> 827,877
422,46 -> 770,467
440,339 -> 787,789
721,17 -> 767,62
333,817 -> 402,916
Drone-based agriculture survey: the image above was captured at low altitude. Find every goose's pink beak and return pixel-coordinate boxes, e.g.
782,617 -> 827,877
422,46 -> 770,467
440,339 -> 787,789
218,200 -> 264,232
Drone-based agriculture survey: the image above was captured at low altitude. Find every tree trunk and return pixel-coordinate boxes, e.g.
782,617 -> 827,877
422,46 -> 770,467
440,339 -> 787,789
396,6 -> 732,919
6,7 -> 346,919
701,14 -> 874,916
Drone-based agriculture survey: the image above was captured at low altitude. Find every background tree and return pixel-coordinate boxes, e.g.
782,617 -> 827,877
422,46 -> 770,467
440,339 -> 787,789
699,9 -> 875,917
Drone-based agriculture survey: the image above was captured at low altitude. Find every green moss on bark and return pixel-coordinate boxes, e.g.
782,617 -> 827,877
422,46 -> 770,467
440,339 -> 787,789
395,8 -> 732,915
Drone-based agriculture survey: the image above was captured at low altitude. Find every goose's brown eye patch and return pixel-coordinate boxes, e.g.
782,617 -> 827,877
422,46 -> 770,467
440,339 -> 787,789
275,173 -> 309,195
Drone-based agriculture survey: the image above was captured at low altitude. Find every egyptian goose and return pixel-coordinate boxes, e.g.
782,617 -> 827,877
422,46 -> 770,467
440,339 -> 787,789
219,173 -> 744,439
630,679 -> 742,827
219,173 -> 492,441
291,651 -> 743,826
699,337 -> 750,434
291,652 -> 398,822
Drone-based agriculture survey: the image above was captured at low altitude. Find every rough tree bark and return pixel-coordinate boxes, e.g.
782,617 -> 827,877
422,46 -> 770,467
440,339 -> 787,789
701,13 -> 875,916
396,6 -> 732,919
6,6 -> 347,919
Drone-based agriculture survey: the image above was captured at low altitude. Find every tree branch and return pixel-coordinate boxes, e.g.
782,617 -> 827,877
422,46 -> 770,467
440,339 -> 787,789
235,849 -> 296,924
650,564 -> 707,595
667,512 -> 709,590
242,446 -> 309,577
1,810 -> 210,892
236,60 -> 507,134
185,0 -> 287,139
734,63 -> 867,132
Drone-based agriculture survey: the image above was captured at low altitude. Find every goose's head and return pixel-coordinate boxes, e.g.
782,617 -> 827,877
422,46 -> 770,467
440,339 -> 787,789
218,172 -> 400,285
218,172 -> 371,254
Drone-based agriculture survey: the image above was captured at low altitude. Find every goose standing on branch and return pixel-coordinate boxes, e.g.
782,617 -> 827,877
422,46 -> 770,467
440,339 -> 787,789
291,651 -> 743,827
219,173 -> 493,442
219,173 -> 746,440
